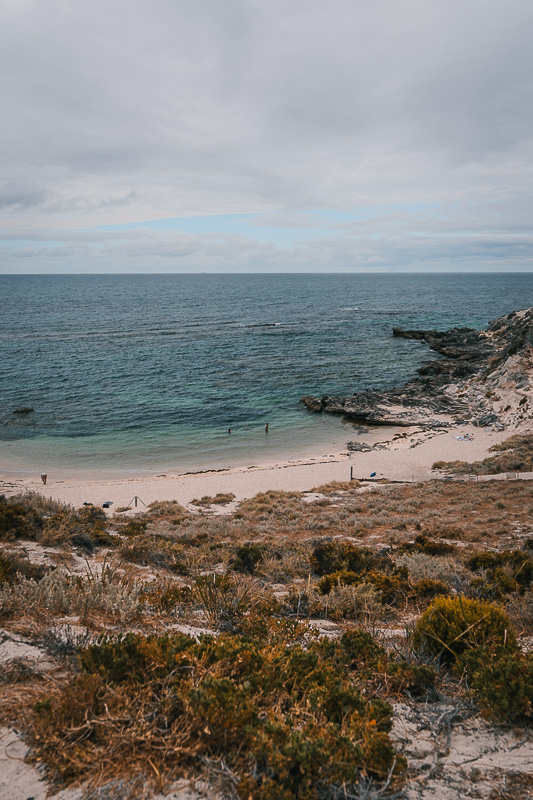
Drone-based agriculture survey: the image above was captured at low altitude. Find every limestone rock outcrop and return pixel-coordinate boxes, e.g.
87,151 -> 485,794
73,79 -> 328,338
301,307 -> 533,431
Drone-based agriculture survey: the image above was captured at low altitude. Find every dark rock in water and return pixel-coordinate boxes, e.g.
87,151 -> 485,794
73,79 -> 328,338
13,407 -> 34,415
301,395 -> 323,413
301,308 -> 533,431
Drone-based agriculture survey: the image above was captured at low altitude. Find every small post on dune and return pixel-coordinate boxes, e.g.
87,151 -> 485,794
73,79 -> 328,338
350,466 -> 353,481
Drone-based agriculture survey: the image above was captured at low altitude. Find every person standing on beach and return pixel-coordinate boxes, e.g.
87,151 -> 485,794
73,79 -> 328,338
40,472 -> 47,485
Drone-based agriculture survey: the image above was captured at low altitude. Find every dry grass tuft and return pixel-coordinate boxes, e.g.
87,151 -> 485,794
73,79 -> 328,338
191,493 -> 236,507
310,480 -> 359,494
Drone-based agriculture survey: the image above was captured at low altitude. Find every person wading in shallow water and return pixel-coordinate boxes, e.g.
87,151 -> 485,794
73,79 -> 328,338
265,423 -> 269,433
40,473 -> 47,485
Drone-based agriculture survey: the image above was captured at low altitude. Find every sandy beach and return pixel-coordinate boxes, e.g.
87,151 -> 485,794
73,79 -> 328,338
0,421 -> 524,511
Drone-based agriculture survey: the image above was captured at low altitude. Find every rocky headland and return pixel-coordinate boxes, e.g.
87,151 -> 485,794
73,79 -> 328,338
301,307 -> 533,431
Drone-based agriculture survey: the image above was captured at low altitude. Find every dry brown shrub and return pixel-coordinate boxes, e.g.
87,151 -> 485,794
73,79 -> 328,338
433,434 -> 533,475
147,500 -> 190,518
310,480 -> 359,494
191,493 -> 236,507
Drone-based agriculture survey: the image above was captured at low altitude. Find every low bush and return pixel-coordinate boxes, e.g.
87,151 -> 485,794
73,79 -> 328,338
412,578 -> 451,598
413,595 -> 517,663
237,490 -> 302,516
139,582 -> 194,614
308,582 -> 384,623
399,534 -> 456,557
0,495 -> 43,541
0,565 -> 142,624
191,493 -> 236,507
147,500 -> 189,518
27,627 -> 405,798
193,573 -> 269,631
119,535 -> 189,574
432,433 -> 533,475
0,551 -> 48,585
310,541 -> 395,577
459,646 -> 533,723
466,550 -> 533,590
316,568 -> 444,608
311,481 -> 358,494
230,543 -> 263,574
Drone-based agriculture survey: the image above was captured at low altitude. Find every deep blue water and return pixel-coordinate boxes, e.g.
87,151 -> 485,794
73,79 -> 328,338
1,273 -> 532,473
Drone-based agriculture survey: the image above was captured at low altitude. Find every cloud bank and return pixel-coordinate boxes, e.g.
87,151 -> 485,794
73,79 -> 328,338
1,0 -> 533,272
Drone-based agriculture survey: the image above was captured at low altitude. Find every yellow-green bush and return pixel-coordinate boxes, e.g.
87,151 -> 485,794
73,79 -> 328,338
28,627 -> 405,798
459,646 -> 533,723
412,595 -> 517,662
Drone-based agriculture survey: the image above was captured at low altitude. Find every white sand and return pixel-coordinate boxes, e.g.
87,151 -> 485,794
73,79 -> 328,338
0,423 -> 525,511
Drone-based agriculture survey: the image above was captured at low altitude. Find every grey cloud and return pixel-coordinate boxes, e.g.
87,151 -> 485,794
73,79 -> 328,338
1,215 -> 532,274
0,181 -> 48,210
1,0 -> 533,270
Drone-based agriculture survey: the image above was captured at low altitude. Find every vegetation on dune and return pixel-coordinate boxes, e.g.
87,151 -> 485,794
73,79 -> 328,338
191,492 -> 236,507
413,595 -> 517,662
28,625 -> 406,798
433,433 -> 533,475
413,595 -> 533,722
1,477 -> 533,795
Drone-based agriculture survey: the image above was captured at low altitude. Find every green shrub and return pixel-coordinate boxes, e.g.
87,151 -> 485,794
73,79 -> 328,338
310,541 -> 394,577
469,570 -> 519,601
341,629 -> 385,667
231,543 -> 263,574
466,550 -> 533,590
461,647 -> 533,723
119,535 -> 189,573
413,595 -> 518,662
400,534 -> 455,556
318,568 -> 413,607
29,628 -> 405,797
122,519 -> 148,537
139,582 -> 194,613
339,630 -> 436,698
412,578 -> 451,599
80,631 -> 196,683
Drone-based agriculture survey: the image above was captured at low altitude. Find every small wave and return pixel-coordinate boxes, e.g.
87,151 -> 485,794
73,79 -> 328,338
341,307 -> 359,311
237,322 -> 284,328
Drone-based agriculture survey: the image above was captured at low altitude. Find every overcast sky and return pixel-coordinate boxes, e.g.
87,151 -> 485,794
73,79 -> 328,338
1,0 -> 533,273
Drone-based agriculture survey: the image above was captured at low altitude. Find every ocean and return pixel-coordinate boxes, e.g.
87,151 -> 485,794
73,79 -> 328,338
1,273 -> 532,475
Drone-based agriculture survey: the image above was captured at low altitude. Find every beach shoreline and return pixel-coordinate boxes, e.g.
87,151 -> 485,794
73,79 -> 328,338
0,421 -> 522,511
3,306 -> 532,511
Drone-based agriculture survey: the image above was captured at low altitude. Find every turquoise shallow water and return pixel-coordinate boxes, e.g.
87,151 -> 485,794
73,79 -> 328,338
1,273 -> 532,474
